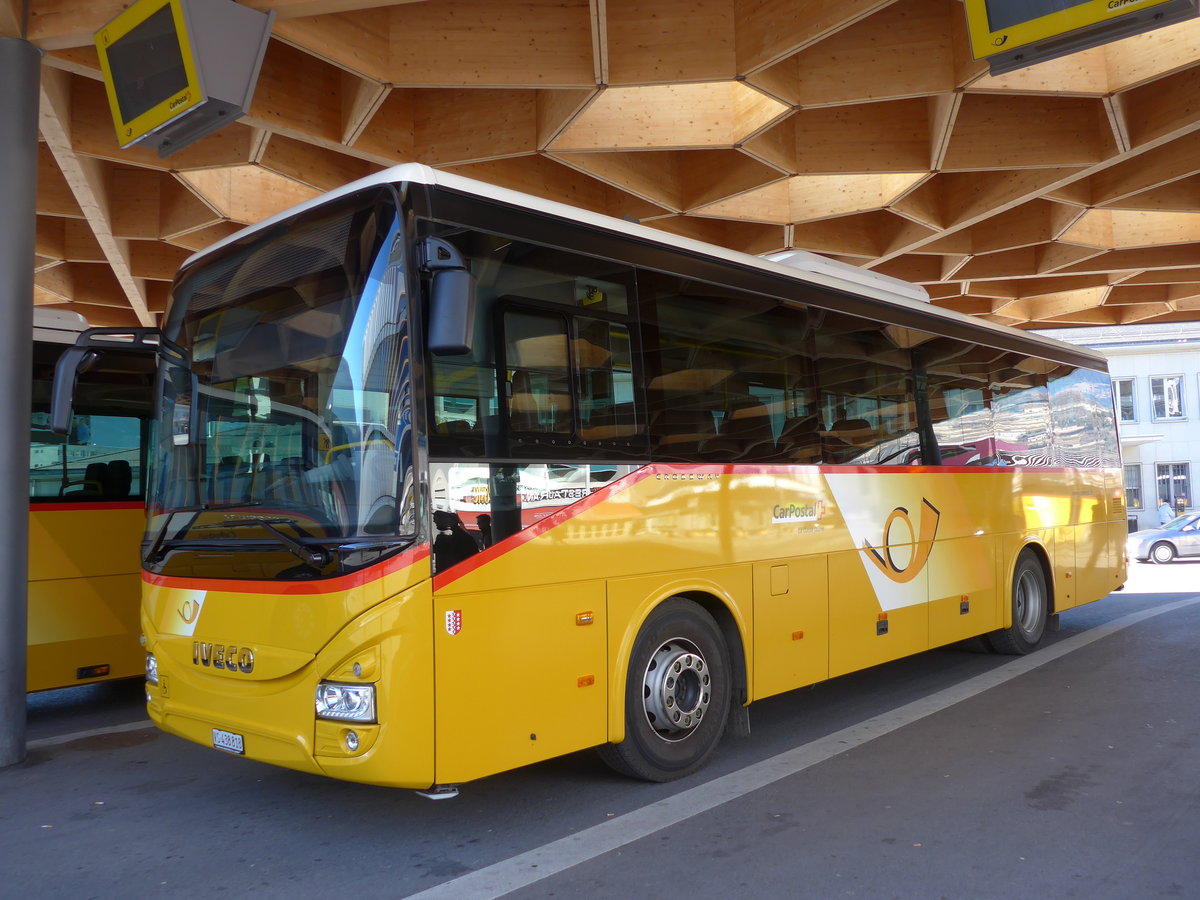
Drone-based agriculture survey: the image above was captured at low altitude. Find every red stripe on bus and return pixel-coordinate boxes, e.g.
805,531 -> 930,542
139,460 -> 1110,594
142,544 -> 431,595
431,463 -> 717,589
30,501 -> 145,512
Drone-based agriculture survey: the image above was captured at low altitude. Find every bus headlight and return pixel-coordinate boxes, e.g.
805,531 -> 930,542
316,682 -> 376,723
145,652 -> 159,685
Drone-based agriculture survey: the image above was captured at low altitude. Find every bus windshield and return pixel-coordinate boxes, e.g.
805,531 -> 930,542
145,188 -> 414,579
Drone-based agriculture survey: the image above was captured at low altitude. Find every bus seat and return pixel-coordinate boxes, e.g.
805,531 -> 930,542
780,415 -> 822,463
213,455 -> 246,504
579,403 -> 639,440
713,398 -> 776,461
508,370 -> 571,434
823,418 -> 874,463
105,460 -> 133,499
62,461 -> 110,497
651,407 -> 716,459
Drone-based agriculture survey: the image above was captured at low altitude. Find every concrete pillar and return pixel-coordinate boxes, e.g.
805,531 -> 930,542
0,37 -> 41,768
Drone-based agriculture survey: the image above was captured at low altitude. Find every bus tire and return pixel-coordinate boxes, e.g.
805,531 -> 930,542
987,551 -> 1049,655
599,598 -> 732,782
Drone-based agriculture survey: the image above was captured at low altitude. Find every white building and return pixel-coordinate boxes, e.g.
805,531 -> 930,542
1042,323 -> 1200,532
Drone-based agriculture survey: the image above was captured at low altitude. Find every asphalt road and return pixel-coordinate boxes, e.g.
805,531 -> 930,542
10,560 -> 1200,899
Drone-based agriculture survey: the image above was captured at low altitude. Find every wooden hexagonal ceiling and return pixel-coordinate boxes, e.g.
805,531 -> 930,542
13,0 -> 1200,330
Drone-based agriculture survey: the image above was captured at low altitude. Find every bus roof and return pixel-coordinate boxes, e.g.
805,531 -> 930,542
33,308 -> 89,344
181,162 -> 1107,368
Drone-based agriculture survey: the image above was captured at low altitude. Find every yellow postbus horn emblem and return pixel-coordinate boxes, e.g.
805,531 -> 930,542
179,599 -> 201,624
863,499 -> 941,584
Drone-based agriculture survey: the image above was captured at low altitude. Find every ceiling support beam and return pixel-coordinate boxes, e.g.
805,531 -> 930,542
38,66 -> 154,326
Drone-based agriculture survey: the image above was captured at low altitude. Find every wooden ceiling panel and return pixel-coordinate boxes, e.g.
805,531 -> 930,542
259,135 -> 381,192
788,98 -> 934,174
249,40 -> 349,146
272,8 -> 392,81
733,0 -> 896,74
36,144 -> 84,218
942,94 -> 1116,171
604,0 -> 736,85
1119,64 -> 1200,148
382,0 -> 595,87
780,0 -> 958,107
18,0 -> 1200,330
552,82 -> 788,152
412,89 -> 540,165
445,156 -> 670,222
644,215 -> 786,257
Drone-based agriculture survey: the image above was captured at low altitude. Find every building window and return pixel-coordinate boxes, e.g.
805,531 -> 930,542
1156,462 -> 1191,513
1112,378 -> 1136,423
1150,375 -> 1185,421
1123,464 -> 1142,510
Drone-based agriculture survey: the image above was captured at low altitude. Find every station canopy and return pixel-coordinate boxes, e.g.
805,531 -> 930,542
15,0 -> 1200,331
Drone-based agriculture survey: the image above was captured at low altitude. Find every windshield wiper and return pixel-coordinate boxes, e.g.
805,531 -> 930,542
193,516 -> 331,568
145,501 -> 265,564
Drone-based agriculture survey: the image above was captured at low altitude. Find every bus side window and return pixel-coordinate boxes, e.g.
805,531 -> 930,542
504,309 -> 573,438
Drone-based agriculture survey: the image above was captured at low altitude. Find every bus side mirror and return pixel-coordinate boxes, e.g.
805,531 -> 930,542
50,327 -> 162,435
422,237 -> 477,356
50,346 -> 100,435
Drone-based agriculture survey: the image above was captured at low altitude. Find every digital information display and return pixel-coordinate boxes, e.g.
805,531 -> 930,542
105,5 -> 191,124
96,0 -> 204,149
963,0 -> 1198,73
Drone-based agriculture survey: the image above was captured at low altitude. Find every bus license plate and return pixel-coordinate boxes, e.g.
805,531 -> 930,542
212,728 -> 245,755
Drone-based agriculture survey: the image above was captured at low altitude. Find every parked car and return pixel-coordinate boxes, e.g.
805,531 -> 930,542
1127,513 -> 1200,563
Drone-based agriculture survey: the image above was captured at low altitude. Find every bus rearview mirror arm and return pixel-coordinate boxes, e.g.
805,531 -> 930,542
421,237 -> 477,357
50,327 -> 162,435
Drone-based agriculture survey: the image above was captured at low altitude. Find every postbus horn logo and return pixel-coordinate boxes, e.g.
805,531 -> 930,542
863,499 -> 941,584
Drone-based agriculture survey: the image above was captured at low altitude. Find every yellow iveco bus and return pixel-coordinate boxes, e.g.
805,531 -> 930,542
56,164 -> 1125,791
29,310 -> 154,692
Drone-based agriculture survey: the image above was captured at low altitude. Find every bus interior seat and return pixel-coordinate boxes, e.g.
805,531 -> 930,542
62,461 -> 110,497
823,418 -> 874,462
713,398 -> 776,461
651,407 -> 717,459
212,455 -> 247,504
779,415 -> 823,463
105,459 -> 132,499
579,403 -> 639,440
508,370 -> 571,435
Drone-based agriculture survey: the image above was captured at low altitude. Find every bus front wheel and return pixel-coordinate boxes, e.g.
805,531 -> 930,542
987,552 -> 1049,655
599,598 -> 732,782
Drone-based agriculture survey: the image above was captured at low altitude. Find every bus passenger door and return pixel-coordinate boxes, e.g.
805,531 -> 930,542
431,580 -> 607,784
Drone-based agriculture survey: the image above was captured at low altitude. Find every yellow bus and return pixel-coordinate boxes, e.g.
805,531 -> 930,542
59,164 -> 1125,790
29,310 -> 154,692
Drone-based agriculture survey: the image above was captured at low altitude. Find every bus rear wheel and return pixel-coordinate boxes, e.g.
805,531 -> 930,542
599,598 -> 731,782
987,551 -> 1048,655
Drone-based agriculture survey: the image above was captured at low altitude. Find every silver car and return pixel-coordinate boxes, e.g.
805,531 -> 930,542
1127,513 -> 1200,564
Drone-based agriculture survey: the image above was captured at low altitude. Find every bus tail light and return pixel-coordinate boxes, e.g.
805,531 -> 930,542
316,682 -> 376,723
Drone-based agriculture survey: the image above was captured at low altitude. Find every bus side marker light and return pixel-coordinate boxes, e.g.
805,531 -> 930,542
576,611 -> 595,626
792,631 -> 804,641
578,674 -> 595,687
876,613 -> 889,636
960,595 -> 970,615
